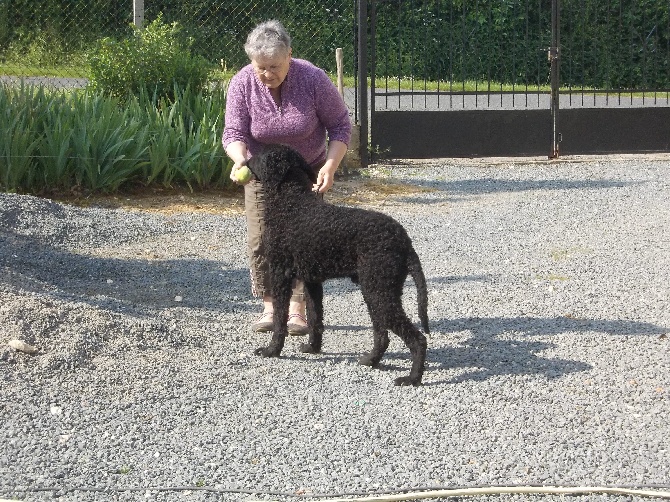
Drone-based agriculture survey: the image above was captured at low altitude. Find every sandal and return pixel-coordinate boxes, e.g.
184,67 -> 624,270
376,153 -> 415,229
251,311 -> 273,333
287,313 -> 309,336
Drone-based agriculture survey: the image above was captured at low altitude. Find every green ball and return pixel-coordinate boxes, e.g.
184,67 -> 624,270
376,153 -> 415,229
235,165 -> 252,183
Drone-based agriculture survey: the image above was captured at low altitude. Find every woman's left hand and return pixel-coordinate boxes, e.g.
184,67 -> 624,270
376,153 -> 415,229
313,164 -> 336,193
313,140 -> 348,193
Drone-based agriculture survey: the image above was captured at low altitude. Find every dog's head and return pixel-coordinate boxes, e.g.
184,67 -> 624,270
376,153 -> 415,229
247,144 -> 317,191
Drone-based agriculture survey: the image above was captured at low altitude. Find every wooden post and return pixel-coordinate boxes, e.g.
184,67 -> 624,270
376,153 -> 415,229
134,0 -> 144,29
336,48 -> 344,99
357,0 -> 368,168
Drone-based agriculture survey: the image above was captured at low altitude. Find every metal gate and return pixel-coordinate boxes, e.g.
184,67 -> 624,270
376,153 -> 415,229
361,0 -> 670,160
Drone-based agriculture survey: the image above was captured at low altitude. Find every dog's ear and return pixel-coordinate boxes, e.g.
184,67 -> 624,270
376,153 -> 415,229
246,153 -> 266,183
279,146 -> 317,185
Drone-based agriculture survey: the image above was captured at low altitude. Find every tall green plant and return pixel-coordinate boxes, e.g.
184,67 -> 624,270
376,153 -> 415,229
40,113 -> 75,189
0,84 -> 44,191
138,84 -> 230,190
0,111 -> 43,191
69,93 -> 150,192
0,83 -> 231,194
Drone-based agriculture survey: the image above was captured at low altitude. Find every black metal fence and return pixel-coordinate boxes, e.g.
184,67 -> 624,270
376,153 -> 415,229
367,0 -> 670,159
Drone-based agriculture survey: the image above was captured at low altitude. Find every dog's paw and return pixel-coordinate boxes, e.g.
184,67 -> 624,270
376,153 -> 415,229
358,354 -> 379,367
255,346 -> 281,358
394,376 -> 422,387
299,343 -> 321,354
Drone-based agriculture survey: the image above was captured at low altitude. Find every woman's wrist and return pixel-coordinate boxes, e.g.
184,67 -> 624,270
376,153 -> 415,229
225,141 -> 249,166
324,141 -> 348,172
321,160 -> 338,174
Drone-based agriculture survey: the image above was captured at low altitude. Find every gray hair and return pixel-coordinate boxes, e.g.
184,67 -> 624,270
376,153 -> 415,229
244,20 -> 292,60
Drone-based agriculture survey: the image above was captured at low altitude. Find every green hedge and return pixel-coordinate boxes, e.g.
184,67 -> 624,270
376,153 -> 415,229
374,0 -> 670,89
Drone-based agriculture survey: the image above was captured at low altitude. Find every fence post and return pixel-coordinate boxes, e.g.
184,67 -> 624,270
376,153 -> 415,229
336,48 -> 344,99
549,0 -> 561,158
357,0 -> 368,168
134,0 -> 144,29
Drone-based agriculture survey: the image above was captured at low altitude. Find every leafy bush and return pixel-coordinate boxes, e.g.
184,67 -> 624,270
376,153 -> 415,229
87,15 -> 212,100
0,83 -> 232,194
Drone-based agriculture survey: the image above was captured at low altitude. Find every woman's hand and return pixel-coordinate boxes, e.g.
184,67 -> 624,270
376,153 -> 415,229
230,161 -> 252,185
313,140 -> 348,193
226,141 -> 251,185
313,163 -> 337,193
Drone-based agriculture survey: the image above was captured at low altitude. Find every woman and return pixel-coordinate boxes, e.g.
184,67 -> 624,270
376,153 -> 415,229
222,20 -> 351,335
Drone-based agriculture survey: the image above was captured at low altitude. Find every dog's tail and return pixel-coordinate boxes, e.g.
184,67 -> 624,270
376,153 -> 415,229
408,247 -> 430,334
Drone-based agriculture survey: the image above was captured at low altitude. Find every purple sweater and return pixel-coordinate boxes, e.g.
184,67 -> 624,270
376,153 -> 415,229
222,58 -> 351,167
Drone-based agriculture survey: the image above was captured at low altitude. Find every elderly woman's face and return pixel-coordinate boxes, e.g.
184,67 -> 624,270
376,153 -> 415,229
251,50 -> 291,89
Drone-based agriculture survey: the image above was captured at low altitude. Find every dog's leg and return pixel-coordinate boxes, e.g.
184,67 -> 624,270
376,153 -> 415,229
389,311 -> 427,387
300,281 -> 323,354
254,270 -> 291,358
358,285 -> 391,367
359,320 -> 390,368
361,283 -> 426,386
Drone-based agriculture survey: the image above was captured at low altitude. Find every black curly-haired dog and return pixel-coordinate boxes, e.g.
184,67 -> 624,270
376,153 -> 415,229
247,144 -> 429,386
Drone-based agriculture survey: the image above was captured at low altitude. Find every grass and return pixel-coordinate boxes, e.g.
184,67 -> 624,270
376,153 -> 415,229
338,74 -> 666,96
0,62 -> 233,82
371,76 -> 552,93
0,63 -> 90,78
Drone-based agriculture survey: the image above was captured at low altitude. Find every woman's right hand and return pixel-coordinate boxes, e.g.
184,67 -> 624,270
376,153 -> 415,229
225,141 -> 251,184
230,161 -> 251,185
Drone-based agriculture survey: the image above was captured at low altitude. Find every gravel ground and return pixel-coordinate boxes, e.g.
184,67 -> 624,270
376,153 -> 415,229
1,156 -> 669,502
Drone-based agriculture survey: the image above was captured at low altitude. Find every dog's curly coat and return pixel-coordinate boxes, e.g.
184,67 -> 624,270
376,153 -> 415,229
247,144 -> 429,386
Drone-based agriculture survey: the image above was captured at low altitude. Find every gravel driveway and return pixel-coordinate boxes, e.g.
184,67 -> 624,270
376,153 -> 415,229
1,155 -> 669,501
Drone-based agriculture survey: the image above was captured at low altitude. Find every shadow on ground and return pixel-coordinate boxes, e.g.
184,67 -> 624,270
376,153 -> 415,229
0,230 -> 251,315
276,314 -> 665,386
